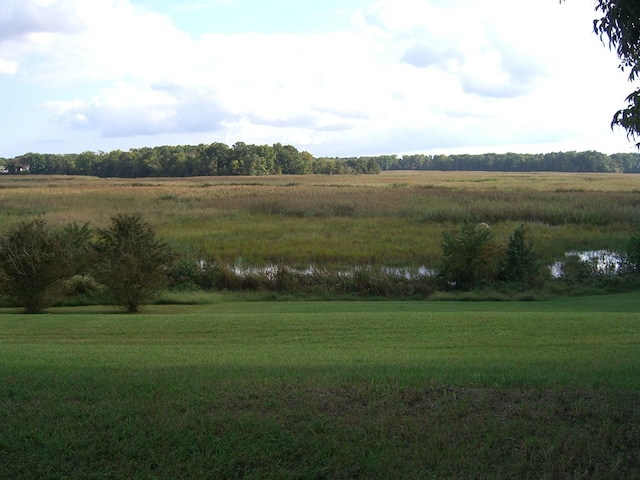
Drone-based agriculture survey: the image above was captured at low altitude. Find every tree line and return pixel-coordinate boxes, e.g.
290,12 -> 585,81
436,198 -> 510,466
0,142 -> 380,177
2,145 -> 638,177
338,151 -> 640,173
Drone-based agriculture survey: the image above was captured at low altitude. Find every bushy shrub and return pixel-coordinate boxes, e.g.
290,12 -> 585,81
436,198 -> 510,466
627,227 -> 640,274
0,220 -> 91,313
557,254 -> 592,284
169,250 -> 200,291
438,220 -> 502,290
499,224 -> 541,284
93,214 -> 173,313
196,260 -> 244,291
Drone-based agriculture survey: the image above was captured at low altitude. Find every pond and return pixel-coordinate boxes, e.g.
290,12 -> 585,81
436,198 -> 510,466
201,250 -> 627,282
550,250 -> 625,278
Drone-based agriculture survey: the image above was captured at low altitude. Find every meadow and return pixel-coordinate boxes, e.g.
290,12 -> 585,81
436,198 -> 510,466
1,294 -> 640,478
0,171 -> 638,267
1,172 -> 640,478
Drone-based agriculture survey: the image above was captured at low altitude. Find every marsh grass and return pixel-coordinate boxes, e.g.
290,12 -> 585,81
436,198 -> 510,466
0,172 -> 637,266
2,295 -> 640,478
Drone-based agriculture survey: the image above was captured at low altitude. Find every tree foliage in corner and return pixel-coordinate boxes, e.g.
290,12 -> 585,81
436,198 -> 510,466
570,0 -> 640,145
0,220 -> 91,313
93,214 -> 173,313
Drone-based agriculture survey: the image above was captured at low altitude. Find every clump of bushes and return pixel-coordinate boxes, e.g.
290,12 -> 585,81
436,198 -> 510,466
3,216 -> 639,312
166,259 -> 436,298
0,220 -> 91,313
438,221 -> 542,291
0,214 -> 172,313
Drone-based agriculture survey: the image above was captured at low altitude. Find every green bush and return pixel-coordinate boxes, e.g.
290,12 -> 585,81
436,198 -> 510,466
627,227 -> 640,274
438,220 -> 502,290
0,220 -> 91,313
169,250 -> 200,291
93,214 -> 173,313
499,224 -> 541,284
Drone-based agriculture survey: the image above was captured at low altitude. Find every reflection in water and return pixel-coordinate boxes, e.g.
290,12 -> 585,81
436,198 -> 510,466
551,250 -> 625,278
202,250 -> 626,281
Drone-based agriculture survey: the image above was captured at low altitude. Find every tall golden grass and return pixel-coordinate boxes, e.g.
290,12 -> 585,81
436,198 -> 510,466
0,172 -> 637,266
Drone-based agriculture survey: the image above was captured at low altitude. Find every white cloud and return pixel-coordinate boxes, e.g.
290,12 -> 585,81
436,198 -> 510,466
0,0 -> 83,41
46,82 -> 228,136
1,0 -> 636,157
366,0 -> 554,99
0,59 -> 18,74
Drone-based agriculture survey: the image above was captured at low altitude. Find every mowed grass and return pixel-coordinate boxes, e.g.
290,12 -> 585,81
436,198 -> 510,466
2,293 -> 640,478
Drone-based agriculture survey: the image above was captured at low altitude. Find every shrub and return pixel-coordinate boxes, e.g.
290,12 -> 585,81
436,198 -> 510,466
557,254 -> 592,284
499,224 -> 541,284
93,214 -> 173,313
0,219 -> 91,313
627,227 -> 640,274
169,249 -> 200,291
438,220 -> 502,290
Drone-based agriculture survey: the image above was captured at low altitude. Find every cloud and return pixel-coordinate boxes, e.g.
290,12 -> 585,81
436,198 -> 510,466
365,0 -> 548,99
172,0 -> 234,9
46,83 -> 229,137
0,0 -> 83,41
401,43 -> 462,69
1,0 -> 634,157
0,59 -> 18,74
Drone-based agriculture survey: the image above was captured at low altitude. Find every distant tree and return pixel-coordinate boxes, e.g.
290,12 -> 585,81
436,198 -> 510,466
203,142 -> 230,175
0,220 -> 91,313
274,143 -> 312,174
438,220 -> 502,290
564,1 -> 640,146
93,214 -> 173,313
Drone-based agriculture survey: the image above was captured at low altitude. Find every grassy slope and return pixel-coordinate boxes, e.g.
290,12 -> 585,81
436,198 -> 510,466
1,293 -> 639,478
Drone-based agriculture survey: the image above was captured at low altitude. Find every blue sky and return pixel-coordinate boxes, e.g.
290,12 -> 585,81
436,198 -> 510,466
0,0 -> 637,159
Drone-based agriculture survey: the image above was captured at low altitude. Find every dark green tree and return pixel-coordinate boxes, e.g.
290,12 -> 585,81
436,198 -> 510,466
93,214 -> 173,313
438,220 -> 502,290
499,224 -> 540,284
0,220 -> 91,313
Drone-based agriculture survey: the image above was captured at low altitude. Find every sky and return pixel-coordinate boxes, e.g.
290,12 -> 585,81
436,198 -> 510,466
1,0 -> 638,159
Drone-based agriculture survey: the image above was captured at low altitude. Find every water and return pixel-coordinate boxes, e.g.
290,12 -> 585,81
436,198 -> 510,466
202,250 -> 626,281
200,260 -> 435,280
551,250 -> 625,278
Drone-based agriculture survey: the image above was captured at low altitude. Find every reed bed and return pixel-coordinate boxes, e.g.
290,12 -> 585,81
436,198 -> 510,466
0,172 -> 637,266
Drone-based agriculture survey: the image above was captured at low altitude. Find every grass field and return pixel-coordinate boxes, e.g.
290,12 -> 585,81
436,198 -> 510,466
1,172 -> 640,477
2,293 -> 639,478
0,171 -> 638,266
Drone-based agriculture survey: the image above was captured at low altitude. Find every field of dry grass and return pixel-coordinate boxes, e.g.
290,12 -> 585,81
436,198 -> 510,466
0,171 -> 637,266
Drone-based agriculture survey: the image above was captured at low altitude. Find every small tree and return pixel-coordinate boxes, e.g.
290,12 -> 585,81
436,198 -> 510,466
499,224 -> 540,284
93,214 -> 172,313
0,219 -> 91,313
438,220 -> 501,290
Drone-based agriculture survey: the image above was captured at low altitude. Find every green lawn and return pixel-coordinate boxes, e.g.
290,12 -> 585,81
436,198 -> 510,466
1,293 -> 640,478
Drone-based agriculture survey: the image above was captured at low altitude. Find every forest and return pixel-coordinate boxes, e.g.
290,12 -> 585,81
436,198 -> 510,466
339,150 -> 640,173
1,143 -> 639,177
